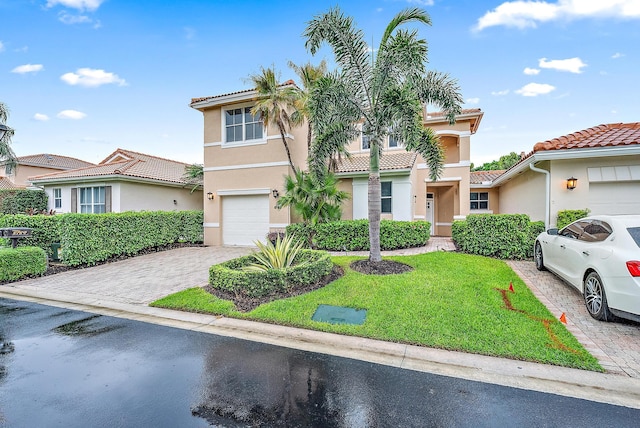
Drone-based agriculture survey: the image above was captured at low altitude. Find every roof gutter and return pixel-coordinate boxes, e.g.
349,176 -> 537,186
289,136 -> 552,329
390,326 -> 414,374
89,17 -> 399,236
529,163 -> 550,229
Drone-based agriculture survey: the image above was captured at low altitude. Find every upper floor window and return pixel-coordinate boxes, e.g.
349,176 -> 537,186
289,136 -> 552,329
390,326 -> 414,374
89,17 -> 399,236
381,181 -> 392,213
361,133 -> 370,150
225,107 -> 263,143
470,192 -> 488,210
5,163 -> 14,175
388,135 -> 403,149
79,186 -> 105,213
53,188 -> 62,209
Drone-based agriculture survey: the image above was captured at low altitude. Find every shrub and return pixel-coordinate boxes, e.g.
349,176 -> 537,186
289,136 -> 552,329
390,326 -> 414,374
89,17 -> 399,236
59,211 -> 204,266
0,246 -> 47,281
0,189 -> 48,214
286,219 -> 431,251
451,214 -> 541,259
0,214 -> 62,254
557,209 -> 590,229
209,249 -> 332,298
244,234 -> 305,271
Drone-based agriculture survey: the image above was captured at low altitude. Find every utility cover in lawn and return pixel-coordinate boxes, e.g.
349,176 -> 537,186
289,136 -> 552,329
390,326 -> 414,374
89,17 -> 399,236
312,304 -> 367,325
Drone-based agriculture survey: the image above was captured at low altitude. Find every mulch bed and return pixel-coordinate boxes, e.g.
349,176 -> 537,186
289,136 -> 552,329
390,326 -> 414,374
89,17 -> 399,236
349,259 -> 413,275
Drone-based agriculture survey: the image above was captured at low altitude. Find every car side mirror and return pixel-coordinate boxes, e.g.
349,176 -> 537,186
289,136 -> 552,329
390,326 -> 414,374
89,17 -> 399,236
547,228 -> 559,235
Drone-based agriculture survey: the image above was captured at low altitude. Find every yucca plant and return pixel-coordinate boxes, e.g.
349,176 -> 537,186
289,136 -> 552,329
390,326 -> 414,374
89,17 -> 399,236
243,234 -> 305,272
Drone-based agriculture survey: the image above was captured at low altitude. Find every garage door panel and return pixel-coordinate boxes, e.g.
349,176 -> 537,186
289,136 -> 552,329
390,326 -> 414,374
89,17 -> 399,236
222,195 -> 269,246
589,182 -> 640,215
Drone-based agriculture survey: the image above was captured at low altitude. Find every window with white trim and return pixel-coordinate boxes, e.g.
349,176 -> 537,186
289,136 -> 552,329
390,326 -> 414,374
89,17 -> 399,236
53,188 -> 62,209
388,135 -> 404,149
79,187 -> 105,213
4,164 -> 13,175
470,192 -> 489,210
361,133 -> 370,150
225,107 -> 263,143
381,181 -> 392,213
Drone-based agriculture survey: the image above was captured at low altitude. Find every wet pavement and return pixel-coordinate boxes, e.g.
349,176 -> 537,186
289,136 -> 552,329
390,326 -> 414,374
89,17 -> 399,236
2,299 -> 639,428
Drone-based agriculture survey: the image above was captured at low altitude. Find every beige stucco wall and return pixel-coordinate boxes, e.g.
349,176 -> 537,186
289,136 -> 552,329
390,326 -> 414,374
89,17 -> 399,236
119,182 -> 202,212
4,165 -> 66,187
497,166 -> 547,222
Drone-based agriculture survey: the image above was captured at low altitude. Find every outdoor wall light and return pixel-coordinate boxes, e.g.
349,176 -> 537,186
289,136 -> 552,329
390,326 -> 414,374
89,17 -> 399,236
272,189 -> 280,199
566,177 -> 578,190
207,192 -> 215,200
0,124 -> 11,141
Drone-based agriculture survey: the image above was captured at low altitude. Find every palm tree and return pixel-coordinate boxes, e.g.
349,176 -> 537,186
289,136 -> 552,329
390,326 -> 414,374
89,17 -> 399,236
249,67 -> 300,171
0,102 -> 17,170
288,60 -> 327,151
275,168 -> 349,225
304,7 -> 463,262
182,163 -> 203,193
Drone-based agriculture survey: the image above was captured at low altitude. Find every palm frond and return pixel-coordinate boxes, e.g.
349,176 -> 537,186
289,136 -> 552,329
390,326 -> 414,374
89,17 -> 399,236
417,71 -> 463,125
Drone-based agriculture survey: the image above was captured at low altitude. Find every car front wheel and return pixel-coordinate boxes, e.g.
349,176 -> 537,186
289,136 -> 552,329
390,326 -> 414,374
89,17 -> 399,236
534,241 -> 546,271
584,272 -> 613,321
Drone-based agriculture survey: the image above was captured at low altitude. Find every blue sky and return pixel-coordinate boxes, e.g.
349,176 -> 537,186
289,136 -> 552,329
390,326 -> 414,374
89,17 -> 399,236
1,0 -> 639,166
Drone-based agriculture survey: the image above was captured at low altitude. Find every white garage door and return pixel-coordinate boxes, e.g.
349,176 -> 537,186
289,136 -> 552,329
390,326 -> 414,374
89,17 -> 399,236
222,195 -> 269,246
589,182 -> 640,215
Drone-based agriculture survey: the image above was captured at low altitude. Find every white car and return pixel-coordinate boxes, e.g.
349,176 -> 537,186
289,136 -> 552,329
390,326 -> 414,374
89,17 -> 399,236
534,215 -> 640,322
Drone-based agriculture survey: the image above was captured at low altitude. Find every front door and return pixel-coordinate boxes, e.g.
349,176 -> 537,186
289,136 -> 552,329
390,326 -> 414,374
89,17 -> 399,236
426,192 -> 435,235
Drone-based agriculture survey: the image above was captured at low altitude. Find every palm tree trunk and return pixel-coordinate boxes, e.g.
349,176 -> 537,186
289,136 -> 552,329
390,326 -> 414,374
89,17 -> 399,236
277,119 -> 296,171
368,141 -> 382,262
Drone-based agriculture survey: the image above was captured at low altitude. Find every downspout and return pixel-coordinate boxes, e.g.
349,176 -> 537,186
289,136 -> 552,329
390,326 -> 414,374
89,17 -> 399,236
529,162 -> 550,229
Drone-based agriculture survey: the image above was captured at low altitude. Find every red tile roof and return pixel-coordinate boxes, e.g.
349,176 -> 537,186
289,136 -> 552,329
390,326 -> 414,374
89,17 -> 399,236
426,108 -> 483,118
335,152 -> 417,174
190,80 -> 297,106
29,148 -> 196,186
470,170 -> 506,184
0,177 -> 25,189
16,154 -> 94,170
533,123 -> 640,152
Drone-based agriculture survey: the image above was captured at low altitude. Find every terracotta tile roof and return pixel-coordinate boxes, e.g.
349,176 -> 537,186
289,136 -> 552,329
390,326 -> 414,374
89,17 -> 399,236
426,108 -> 482,118
532,123 -> 640,152
470,170 -> 506,184
335,152 -> 417,174
16,154 -> 94,170
190,80 -> 297,106
29,148 -> 196,186
0,177 -> 25,189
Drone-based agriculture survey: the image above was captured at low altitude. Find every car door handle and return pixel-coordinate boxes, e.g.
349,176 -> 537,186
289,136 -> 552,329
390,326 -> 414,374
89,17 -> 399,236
583,251 -> 590,256
560,244 -> 565,249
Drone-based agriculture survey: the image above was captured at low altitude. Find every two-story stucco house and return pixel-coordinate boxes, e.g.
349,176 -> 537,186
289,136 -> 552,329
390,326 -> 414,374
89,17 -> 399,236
190,84 -> 483,246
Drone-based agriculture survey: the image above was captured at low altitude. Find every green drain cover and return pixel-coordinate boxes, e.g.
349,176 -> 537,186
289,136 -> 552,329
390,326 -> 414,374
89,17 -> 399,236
311,304 -> 367,325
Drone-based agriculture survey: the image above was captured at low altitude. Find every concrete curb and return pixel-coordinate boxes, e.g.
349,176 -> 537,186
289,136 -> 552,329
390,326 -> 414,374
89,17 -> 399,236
2,286 -> 639,410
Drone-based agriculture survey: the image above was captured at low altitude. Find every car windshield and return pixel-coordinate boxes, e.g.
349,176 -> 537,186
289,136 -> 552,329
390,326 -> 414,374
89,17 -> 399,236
627,227 -> 640,248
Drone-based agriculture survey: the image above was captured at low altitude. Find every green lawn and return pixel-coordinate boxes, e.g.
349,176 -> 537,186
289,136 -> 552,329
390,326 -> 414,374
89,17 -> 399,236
151,252 -> 602,371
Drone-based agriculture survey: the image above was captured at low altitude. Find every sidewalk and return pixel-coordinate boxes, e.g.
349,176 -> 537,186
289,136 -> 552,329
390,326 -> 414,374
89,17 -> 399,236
1,240 -> 639,409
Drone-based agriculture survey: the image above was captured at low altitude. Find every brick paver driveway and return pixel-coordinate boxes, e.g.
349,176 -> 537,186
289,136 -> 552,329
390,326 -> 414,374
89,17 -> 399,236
509,260 -> 640,378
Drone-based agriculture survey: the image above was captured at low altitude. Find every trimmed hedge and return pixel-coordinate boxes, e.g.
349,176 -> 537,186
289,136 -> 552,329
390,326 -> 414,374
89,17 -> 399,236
0,246 -> 47,281
557,209 -> 590,230
286,219 -> 431,251
209,249 -> 332,298
0,214 -> 62,254
60,211 -> 203,266
451,214 -> 543,259
0,189 -> 48,214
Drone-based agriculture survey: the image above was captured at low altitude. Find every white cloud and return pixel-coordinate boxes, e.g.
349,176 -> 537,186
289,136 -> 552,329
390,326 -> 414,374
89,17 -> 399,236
57,110 -> 87,120
0,41 -> 4,52
465,97 -> 480,105
491,89 -> 510,96
515,82 -> 556,96
46,0 -> 104,12
474,0 -> 640,31
539,57 -> 586,73
406,0 -> 435,6
523,67 -> 540,75
60,68 -> 127,87
58,12 -> 91,24
612,52 -> 624,58
11,64 -> 44,74
34,113 -> 50,121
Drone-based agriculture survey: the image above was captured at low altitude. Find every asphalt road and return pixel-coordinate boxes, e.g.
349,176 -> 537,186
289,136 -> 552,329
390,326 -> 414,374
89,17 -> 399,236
1,298 -> 638,428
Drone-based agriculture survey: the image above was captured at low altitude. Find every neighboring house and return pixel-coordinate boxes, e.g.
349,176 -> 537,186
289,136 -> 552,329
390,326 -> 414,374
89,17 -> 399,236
29,148 -> 203,214
477,123 -> 640,227
0,153 -> 95,188
190,83 -> 483,246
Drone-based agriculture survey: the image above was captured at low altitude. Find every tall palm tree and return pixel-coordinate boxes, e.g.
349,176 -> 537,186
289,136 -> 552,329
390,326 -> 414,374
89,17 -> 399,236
304,7 -> 463,262
249,67 -> 300,171
288,60 -> 327,151
0,102 -> 17,169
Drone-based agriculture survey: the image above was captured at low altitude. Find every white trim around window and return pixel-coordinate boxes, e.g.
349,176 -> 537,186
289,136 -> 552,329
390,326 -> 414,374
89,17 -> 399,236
220,101 -> 266,146
53,188 -> 62,210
